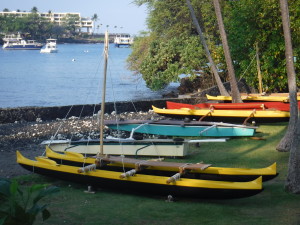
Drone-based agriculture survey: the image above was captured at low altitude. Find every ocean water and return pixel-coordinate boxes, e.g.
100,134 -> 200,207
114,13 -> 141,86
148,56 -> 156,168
0,44 -> 178,108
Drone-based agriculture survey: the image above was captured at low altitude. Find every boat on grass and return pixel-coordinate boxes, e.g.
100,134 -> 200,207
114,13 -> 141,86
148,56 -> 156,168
40,39 -> 58,53
166,101 -> 299,112
152,106 -> 290,124
45,147 -> 277,182
41,137 -> 226,157
16,150 -> 263,198
206,94 -> 300,102
105,119 -> 257,137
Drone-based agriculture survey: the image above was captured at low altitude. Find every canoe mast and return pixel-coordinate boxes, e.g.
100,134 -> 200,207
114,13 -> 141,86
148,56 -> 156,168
99,31 -> 109,155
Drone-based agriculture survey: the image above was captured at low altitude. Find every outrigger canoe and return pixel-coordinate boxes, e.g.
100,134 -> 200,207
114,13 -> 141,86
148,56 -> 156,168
17,151 -> 262,198
41,138 -> 226,157
45,147 -> 277,182
206,94 -> 300,102
105,119 -> 257,137
166,101 -> 300,112
16,151 -> 263,198
152,106 -> 290,123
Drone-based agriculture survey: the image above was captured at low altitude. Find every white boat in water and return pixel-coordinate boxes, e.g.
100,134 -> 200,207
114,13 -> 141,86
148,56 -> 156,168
114,33 -> 134,47
2,34 -> 43,50
40,39 -> 58,53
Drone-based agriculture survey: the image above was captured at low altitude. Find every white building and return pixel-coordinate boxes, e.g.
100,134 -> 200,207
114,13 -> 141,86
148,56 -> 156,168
0,11 -> 94,33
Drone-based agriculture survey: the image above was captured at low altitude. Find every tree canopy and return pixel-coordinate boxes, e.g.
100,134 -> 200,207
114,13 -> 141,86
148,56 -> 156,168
129,0 -> 300,92
225,0 -> 300,92
0,11 -> 84,41
129,0 -> 222,90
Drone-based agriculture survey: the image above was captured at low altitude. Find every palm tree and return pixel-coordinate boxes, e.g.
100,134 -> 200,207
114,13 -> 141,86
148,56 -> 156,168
31,6 -> 38,13
186,0 -> 229,96
276,0 -> 298,153
91,13 -> 98,35
278,0 -> 300,193
213,0 -> 242,103
96,24 -> 102,34
91,13 -> 98,22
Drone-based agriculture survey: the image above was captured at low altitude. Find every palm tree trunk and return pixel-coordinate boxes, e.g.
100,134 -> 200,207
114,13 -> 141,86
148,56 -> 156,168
213,0 -> 242,103
277,0 -> 300,194
186,0 -> 229,96
276,0 -> 298,152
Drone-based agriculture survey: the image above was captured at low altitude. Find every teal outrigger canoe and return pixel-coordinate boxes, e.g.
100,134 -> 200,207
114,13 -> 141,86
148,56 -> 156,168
105,119 -> 257,137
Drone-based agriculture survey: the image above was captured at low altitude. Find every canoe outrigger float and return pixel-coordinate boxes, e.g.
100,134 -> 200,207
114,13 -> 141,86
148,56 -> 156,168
206,94 -> 300,102
16,150 -> 263,198
44,147 -> 277,182
152,106 -> 290,124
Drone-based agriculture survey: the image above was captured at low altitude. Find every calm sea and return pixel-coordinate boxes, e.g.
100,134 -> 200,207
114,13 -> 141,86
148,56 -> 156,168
0,43 -> 178,108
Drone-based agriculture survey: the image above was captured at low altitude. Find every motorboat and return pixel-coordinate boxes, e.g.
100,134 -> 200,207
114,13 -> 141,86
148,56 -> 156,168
40,39 -> 58,53
114,33 -> 133,47
2,34 -> 43,50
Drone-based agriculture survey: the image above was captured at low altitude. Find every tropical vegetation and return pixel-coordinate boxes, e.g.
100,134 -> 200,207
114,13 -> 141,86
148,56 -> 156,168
129,0 -> 300,93
0,7 -> 96,41
0,178 -> 59,225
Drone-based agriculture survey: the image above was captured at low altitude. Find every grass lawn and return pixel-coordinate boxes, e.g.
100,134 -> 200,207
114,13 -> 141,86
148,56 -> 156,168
14,122 -> 300,225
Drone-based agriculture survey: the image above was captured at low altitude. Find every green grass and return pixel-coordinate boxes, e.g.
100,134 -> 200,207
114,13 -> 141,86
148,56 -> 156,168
14,122 -> 300,225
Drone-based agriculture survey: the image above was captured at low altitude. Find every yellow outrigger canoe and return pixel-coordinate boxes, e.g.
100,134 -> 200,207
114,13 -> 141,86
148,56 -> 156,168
45,147 -> 277,182
152,105 -> 290,123
17,150 -> 263,198
206,94 -> 300,102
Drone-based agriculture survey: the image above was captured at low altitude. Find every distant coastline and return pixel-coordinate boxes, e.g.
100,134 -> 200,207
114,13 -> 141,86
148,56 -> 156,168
56,37 -> 110,44
0,33 -> 130,45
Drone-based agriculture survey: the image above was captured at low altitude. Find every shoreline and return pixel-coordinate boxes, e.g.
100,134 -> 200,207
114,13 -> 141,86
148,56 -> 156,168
0,97 -> 205,124
0,77 -> 251,124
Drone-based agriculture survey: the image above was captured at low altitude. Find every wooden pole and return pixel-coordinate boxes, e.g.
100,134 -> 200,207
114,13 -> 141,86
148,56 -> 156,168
256,43 -> 263,94
99,31 -> 109,155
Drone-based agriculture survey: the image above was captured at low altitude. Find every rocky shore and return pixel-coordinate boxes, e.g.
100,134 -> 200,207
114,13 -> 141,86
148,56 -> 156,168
0,109 -> 165,179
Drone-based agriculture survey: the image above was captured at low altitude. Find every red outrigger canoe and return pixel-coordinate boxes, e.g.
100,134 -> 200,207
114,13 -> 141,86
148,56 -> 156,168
166,101 -> 300,112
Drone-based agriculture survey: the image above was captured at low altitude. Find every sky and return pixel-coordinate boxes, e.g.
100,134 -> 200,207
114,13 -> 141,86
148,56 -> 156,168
0,0 -> 148,35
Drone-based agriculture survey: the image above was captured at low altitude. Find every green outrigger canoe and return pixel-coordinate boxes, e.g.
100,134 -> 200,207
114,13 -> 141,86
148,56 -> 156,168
105,119 -> 257,137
